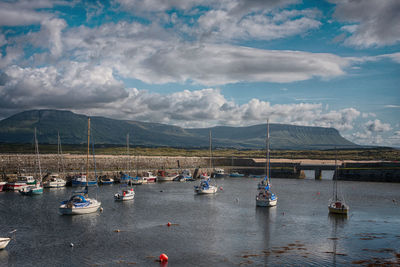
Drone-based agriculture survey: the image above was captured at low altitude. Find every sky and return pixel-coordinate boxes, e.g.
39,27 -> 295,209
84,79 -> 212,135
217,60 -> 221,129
0,0 -> 399,147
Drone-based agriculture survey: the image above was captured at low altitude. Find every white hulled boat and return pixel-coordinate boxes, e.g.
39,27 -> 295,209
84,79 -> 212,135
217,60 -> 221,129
114,186 -> 135,201
44,174 -> 66,188
59,118 -> 101,215
256,120 -> 278,207
0,237 -> 11,250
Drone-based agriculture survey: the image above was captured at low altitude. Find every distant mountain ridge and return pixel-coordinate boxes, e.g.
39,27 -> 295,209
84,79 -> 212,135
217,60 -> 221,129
0,109 -> 358,150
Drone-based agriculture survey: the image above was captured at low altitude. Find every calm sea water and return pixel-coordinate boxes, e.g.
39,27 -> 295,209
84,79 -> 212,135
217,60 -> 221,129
0,178 -> 399,266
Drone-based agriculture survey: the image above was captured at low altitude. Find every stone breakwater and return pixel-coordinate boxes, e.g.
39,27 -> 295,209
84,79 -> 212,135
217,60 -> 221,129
0,154 -> 213,179
1,154 -> 399,182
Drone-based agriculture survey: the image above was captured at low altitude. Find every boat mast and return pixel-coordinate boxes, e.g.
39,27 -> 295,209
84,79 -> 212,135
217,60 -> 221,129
57,131 -> 60,173
209,130 -> 212,171
34,128 -> 42,182
86,118 -> 90,186
266,120 -> 270,180
127,133 -> 130,176
334,148 -> 338,201
58,132 -> 65,178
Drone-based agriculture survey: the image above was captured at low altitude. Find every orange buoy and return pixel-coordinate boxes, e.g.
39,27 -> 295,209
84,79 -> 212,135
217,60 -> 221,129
167,222 -> 171,227
159,253 -> 168,262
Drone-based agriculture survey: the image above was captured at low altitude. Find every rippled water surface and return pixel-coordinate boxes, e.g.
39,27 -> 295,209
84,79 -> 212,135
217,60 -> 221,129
1,178 -> 399,266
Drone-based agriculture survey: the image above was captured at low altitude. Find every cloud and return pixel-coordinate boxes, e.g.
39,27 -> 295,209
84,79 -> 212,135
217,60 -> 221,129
0,63 -> 128,110
196,8 -> 321,42
59,22 -> 352,85
331,0 -> 400,47
68,87 -> 361,131
365,119 -> 392,133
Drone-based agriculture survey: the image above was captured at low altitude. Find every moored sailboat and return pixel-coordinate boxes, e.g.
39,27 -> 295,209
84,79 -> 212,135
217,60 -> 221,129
59,118 -> 101,215
194,130 -> 218,194
114,133 -> 135,200
19,128 -> 43,195
44,132 -> 66,188
256,120 -> 277,207
328,151 -> 349,215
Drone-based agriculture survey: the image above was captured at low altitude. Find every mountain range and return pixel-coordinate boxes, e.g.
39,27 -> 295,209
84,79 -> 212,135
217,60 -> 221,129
0,109 -> 358,150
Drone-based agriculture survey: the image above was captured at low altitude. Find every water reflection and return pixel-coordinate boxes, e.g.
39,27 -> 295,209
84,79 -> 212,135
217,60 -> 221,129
0,250 -> 9,262
328,213 -> 348,266
255,207 -> 276,265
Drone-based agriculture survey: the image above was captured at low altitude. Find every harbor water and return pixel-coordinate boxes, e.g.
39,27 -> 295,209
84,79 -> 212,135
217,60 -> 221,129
0,178 -> 399,266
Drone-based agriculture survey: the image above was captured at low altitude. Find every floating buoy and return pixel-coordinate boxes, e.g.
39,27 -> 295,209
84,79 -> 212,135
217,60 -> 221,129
159,253 -> 168,262
114,229 -> 121,233
70,243 -> 74,247
219,186 -> 223,191
100,207 -> 104,212
167,222 -> 171,227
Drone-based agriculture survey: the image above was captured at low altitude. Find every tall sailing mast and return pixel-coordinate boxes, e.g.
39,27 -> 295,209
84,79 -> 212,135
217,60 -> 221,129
34,127 -> 42,182
86,118 -> 90,186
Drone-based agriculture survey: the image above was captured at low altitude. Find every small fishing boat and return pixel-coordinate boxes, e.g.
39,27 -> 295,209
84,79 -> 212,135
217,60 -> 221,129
43,174 -> 66,188
141,171 -> 156,183
256,120 -> 277,207
0,237 -> 11,250
59,118 -> 101,215
213,168 -> 225,178
5,179 -> 28,191
100,177 -> 114,185
157,170 -> 178,182
19,184 -> 43,195
7,175 -> 35,191
195,131 -> 217,194
71,174 -> 97,186
114,185 -> 135,201
329,151 -> 349,215
175,169 -> 192,181
19,128 -> 43,196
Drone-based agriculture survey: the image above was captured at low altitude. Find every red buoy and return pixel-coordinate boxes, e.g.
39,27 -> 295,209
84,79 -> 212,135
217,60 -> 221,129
167,222 -> 171,227
219,186 -> 223,191
159,253 -> 168,262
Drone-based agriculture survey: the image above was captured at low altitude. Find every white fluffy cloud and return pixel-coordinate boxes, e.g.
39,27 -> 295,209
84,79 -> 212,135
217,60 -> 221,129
0,63 -> 127,110
365,119 -> 392,133
72,87 -> 361,130
331,0 -> 400,47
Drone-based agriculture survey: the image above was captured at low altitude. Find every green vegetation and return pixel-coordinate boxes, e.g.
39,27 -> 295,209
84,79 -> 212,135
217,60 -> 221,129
0,109 -> 358,150
0,143 -> 398,161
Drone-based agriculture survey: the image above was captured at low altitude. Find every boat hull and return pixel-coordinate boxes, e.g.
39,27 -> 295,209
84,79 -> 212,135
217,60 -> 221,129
194,186 -> 218,194
114,194 -> 134,201
0,238 -> 11,249
59,200 -> 101,215
44,181 -> 66,188
6,182 -> 27,191
328,202 -> 349,214
72,181 -> 97,187
19,186 -> 43,195
157,175 -> 178,182
256,198 -> 277,207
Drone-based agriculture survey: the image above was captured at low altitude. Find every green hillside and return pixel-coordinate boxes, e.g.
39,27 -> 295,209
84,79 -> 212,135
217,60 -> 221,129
0,109 -> 358,149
